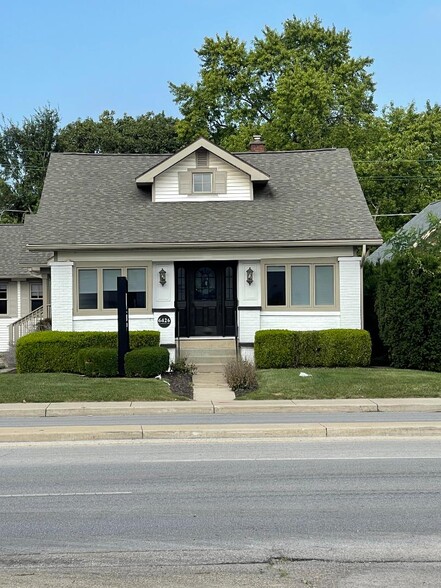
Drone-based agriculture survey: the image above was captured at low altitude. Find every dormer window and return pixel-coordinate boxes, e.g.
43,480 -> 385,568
193,172 -> 213,193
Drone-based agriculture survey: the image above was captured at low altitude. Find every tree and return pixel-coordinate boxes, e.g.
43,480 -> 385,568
57,110 -> 183,154
169,16 -> 376,150
354,102 -> 441,237
0,106 -> 60,214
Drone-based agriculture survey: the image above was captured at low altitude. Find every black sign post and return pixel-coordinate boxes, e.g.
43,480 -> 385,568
117,276 -> 129,377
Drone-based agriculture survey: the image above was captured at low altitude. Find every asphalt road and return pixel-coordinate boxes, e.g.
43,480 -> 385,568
1,438 -> 441,587
1,410 -> 441,427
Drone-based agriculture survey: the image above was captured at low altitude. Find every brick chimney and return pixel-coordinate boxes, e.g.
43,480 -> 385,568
249,135 -> 266,153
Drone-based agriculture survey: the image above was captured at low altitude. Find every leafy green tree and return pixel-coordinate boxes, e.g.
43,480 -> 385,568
170,16 -> 376,150
0,106 -> 60,214
57,110 -> 183,154
354,103 -> 441,237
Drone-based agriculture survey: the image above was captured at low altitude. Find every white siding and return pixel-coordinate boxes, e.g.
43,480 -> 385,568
240,346 -> 255,363
152,262 -> 174,308
338,256 -> 362,328
260,312 -> 341,331
73,316 -> 156,332
50,262 -> 74,331
237,260 -> 261,306
238,309 -> 261,344
0,281 -> 19,352
0,317 -> 17,352
154,153 -> 252,202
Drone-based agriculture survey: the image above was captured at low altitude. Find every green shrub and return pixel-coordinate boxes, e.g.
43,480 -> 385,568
255,329 -> 371,369
255,330 -> 294,369
376,250 -> 441,371
225,359 -> 258,394
16,330 -> 159,373
319,329 -> 371,367
125,346 -> 169,378
77,347 -> 118,377
292,331 -> 323,367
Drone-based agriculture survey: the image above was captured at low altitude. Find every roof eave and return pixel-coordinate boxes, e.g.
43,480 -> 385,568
28,238 -> 383,251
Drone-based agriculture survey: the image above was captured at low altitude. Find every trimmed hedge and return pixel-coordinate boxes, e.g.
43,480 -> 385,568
254,330 -> 294,369
376,250 -> 441,371
125,346 -> 169,378
77,347 -> 118,377
255,329 -> 371,369
16,330 -> 160,373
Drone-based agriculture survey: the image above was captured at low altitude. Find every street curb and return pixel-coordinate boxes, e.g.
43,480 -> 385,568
1,398 -> 441,417
1,422 -> 441,442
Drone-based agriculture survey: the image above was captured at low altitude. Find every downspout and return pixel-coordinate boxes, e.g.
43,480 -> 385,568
360,244 -> 367,329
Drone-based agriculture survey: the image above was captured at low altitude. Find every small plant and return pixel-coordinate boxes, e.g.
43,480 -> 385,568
170,356 -> 197,375
35,318 -> 52,331
225,358 -> 258,394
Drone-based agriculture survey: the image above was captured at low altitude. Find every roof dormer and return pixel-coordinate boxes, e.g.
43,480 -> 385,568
136,137 -> 270,203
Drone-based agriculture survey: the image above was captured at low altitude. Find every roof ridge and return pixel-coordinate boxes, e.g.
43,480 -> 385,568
235,147 -> 340,155
51,152 -> 170,157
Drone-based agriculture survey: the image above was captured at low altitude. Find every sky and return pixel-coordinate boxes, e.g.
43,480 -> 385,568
2,0 -> 441,125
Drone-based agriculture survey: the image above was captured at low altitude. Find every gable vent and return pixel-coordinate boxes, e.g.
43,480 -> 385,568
196,148 -> 209,167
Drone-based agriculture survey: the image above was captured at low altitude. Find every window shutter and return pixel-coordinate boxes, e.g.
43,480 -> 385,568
178,171 -> 192,195
214,171 -> 227,194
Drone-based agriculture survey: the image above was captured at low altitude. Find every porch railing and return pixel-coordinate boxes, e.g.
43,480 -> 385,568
9,304 -> 52,347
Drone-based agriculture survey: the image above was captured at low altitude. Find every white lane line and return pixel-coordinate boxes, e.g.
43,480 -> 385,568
137,456 -> 441,463
0,491 -> 132,498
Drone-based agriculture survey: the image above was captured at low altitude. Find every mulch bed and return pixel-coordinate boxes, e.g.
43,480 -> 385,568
162,372 -> 193,399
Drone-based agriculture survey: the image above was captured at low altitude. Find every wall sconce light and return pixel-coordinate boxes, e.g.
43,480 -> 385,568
159,268 -> 167,287
246,267 -> 254,285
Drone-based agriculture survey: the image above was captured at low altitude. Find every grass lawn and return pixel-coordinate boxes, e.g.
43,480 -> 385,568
238,367 -> 441,400
0,373 -> 187,403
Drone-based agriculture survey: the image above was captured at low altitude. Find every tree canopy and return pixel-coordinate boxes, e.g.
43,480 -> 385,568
170,16 -> 376,151
354,102 -> 441,237
0,106 -> 59,215
56,110 -> 183,154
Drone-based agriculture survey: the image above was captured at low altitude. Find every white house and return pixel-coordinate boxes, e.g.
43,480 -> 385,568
3,136 -> 382,361
0,224 -> 50,352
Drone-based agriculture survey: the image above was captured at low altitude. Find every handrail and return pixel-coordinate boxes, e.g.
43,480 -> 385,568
176,307 -> 180,360
9,304 -> 51,346
235,303 -> 239,359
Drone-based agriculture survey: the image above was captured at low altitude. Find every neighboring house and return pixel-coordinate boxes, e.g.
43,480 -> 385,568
7,136 -> 381,361
0,224 -> 50,351
367,201 -> 441,264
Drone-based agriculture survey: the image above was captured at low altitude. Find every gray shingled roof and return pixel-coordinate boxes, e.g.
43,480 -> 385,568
367,201 -> 441,264
27,148 -> 382,248
0,224 -> 50,278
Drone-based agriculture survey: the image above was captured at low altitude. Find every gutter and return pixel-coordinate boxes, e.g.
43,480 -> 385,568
27,239 -> 384,251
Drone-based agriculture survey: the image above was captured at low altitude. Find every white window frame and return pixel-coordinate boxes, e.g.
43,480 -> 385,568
263,260 -> 339,311
192,171 -> 213,194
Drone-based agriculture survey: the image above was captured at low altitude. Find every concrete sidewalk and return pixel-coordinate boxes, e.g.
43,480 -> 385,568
1,399 -> 441,442
0,398 -> 441,417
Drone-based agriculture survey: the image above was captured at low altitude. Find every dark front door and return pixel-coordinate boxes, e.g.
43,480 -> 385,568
175,262 -> 237,337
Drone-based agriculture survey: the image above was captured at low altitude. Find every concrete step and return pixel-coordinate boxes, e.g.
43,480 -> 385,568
181,349 -> 236,360
179,339 -> 236,351
195,363 -> 226,373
